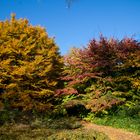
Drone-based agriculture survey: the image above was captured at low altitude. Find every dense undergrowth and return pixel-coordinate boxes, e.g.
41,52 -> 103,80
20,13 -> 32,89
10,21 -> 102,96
0,14 -> 140,139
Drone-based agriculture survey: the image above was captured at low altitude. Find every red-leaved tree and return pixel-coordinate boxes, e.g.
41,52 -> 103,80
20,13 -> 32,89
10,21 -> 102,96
59,36 -> 140,114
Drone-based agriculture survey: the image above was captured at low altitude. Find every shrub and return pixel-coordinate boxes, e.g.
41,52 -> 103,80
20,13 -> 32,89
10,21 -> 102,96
0,14 -> 63,112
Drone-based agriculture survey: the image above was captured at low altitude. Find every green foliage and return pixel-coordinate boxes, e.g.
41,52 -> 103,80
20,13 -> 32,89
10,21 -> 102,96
84,103 -> 140,134
62,94 -> 77,104
0,14 -> 63,112
84,113 -> 140,134
0,109 -> 18,124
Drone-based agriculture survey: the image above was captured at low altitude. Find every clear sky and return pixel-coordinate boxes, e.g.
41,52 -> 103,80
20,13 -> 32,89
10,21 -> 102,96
0,0 -> 140,54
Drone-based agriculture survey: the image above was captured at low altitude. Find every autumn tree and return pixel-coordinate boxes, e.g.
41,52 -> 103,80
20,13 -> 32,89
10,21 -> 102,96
61,36 -> 140,114
0,14 -> 63,112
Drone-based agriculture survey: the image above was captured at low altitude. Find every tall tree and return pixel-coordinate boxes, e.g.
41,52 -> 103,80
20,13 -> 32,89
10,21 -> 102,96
0,14 -> 63,112
61,36 -> 140,114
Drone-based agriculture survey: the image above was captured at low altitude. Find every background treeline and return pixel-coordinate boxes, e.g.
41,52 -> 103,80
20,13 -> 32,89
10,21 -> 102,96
0,15 -> 140,124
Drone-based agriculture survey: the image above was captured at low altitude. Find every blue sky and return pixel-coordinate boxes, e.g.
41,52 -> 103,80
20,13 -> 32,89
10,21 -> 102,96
0,0 -> 140,54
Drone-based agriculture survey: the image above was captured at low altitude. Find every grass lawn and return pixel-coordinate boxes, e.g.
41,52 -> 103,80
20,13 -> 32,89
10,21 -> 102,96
85,114 -> 140,135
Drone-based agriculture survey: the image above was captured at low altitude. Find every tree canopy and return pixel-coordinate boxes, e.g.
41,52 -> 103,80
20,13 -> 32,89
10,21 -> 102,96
0,14 -> 63,112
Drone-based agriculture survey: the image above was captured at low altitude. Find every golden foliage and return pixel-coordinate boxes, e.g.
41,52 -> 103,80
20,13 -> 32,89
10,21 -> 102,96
0,14 -> 63,111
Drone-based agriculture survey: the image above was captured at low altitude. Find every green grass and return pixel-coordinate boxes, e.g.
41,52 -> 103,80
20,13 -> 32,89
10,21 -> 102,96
0,117 -> 110,140
84,113 -> 140,135
47,129 -> 109,140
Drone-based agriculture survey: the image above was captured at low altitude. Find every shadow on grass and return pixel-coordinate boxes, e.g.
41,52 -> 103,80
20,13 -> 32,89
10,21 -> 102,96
0,117 -> 110,140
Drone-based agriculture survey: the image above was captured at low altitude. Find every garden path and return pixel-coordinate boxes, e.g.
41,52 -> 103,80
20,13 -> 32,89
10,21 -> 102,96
82,121 -> 140,140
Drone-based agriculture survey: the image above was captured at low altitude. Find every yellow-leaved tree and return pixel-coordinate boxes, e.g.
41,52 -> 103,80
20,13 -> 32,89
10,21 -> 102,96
0,14 -> 63,112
